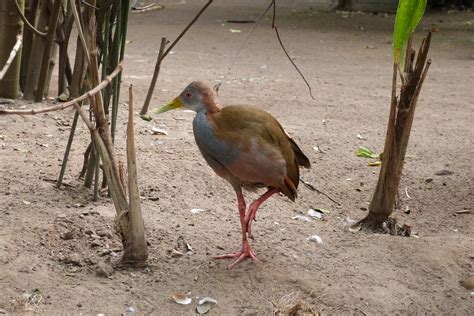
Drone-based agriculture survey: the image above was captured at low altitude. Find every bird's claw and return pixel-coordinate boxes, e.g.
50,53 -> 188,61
213,240 -> 259,269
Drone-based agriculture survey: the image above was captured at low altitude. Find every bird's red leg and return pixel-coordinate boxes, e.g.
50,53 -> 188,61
213,191 -> 259,269
245,188 -> 279,239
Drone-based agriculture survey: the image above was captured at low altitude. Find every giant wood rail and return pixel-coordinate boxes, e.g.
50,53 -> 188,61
157,81 -> 310,269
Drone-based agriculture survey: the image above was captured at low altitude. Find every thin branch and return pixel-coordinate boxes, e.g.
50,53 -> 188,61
0,63 -> 123,116
0,35 -> 23,80
70,0 -> 91,66
161,0 -> 213,60
131,3 -> 164,13
140,37 -> 168,115
271,0 -> 314,100
14,0 -> 47,37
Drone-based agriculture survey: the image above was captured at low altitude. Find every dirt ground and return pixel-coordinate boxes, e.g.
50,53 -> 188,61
1,1 -> 473,315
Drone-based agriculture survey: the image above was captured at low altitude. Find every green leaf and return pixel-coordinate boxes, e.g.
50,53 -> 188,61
356,146 -> 379,159
393,0 -> 427,67
140,114 -> 153,122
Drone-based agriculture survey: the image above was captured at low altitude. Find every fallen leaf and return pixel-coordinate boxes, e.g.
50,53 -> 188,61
172,292 -> 192,305
151,127 -> 168,135
349,223 -> 362,232
367,161 -> 381,167
356,146 -> 379,159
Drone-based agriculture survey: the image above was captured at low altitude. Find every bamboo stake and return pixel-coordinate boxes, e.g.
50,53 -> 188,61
0,63 -> 123,115
122,84 -> 148,265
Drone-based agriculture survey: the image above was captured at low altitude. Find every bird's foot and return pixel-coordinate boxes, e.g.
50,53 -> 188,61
213,240 -> 259,269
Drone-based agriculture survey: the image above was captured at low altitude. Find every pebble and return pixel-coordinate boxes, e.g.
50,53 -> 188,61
460,275 -> 474,290
61,230 -> 74,240
96,230 -> 112,238
90,240 -> 102,248
64,253 -> 82,266
96,262 -> 114,278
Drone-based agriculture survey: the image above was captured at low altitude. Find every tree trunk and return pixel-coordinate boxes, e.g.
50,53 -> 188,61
0,0 -> 24,99
360,33 -> 432,231
23,0 -> 49,100
20,0 -> 34,91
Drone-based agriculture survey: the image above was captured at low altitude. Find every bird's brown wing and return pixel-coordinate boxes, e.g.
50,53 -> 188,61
210,105 -> 309,200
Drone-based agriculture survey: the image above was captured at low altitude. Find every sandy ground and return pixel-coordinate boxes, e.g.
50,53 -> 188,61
1,1 -> 473,315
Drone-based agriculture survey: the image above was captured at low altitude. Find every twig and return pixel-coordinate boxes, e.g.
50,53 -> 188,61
140,37 -> 168,115
0,63 -> 123,115
0,35 -> 23,80
57,110 -> 80,188
300,177 -> 341,206
14,0 -> 47,37
271,0 -> 314,100
141,0 -> 213,114
131,3 -> 164,13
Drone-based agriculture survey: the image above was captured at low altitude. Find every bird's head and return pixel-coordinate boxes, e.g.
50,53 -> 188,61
156,81 -> 219,114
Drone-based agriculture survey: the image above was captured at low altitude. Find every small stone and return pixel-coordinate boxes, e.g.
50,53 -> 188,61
84,229 -> 94,235
61,230 -> 74,240
90,240 -> 102,248
96,230 -> 112,238
460,275 -> 474,290
90,234 -> 101,239
64,253 -> 82,266
96,262 -> 114,278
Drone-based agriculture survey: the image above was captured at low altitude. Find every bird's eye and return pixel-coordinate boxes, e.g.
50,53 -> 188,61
185,92 -> 192,98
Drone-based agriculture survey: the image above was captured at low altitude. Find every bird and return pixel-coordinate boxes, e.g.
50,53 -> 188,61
156,81 -> 310,269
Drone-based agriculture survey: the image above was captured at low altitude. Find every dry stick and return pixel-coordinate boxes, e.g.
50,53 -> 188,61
140,37 -> 167,115
14,0 -> 47,37
70,0 -> 91,66
123,84 -> 148,264
271,0 -> 314,100
0,63 -> 123,115
34,0 -> 62,102
0,35 -> 23,80
141,0 -> 213,113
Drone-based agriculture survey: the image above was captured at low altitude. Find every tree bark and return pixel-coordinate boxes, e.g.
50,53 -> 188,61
361,33 -> 432,230
0,0 -> 24,99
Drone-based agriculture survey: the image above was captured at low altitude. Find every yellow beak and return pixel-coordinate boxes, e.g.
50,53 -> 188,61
155,97 -> 183,114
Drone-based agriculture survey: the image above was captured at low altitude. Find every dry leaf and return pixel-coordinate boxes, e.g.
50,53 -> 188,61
172,292 -> 192,305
